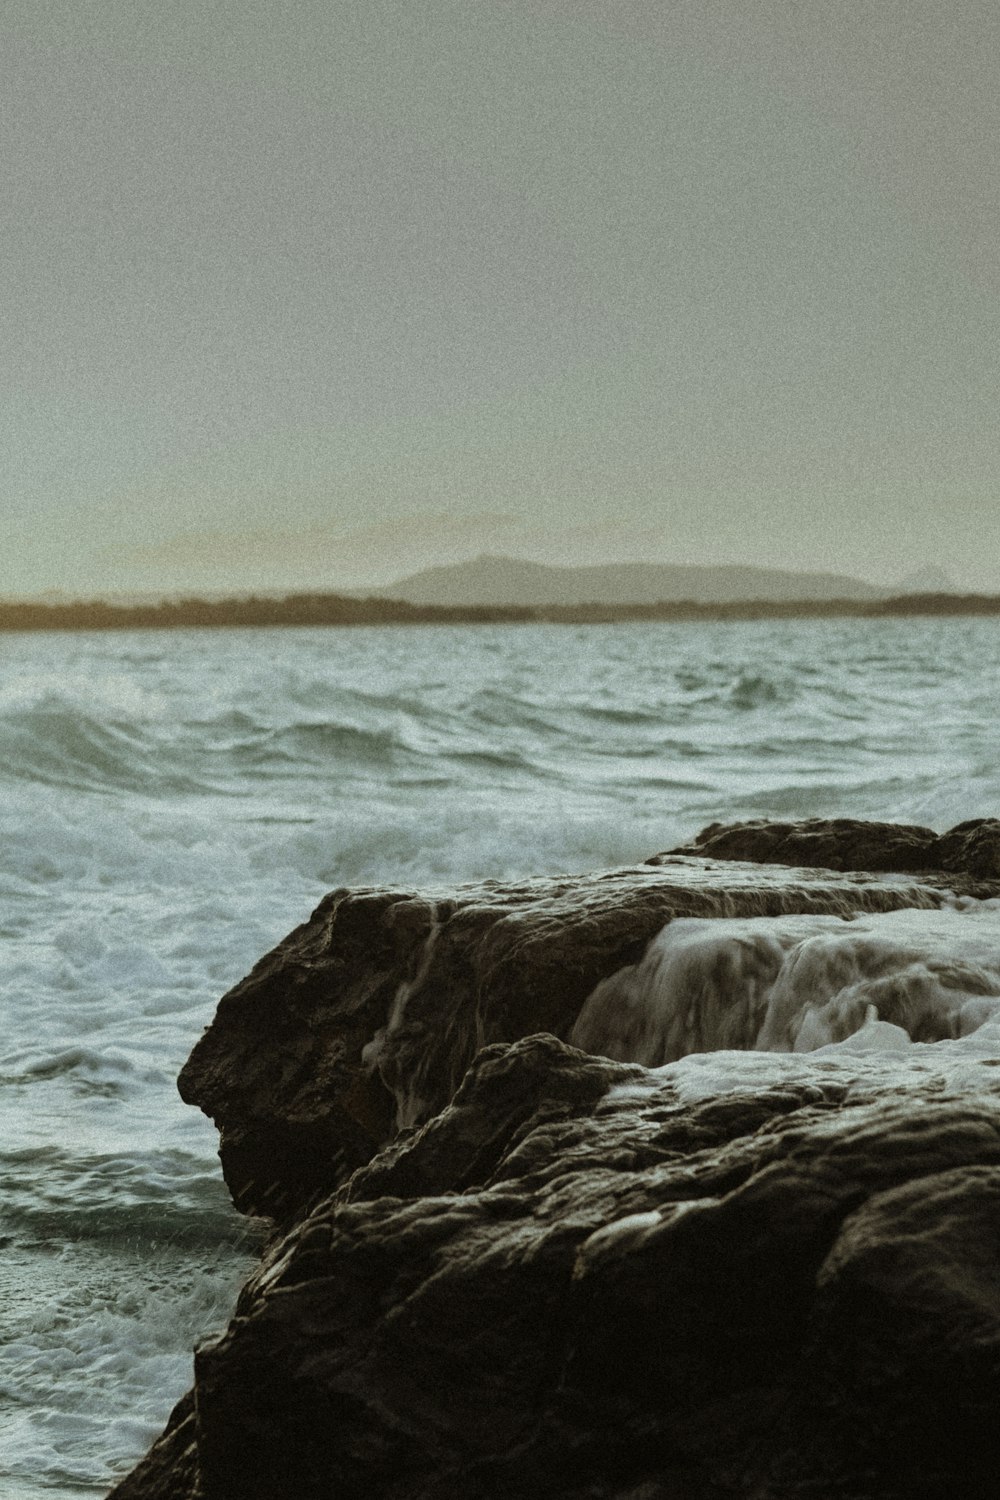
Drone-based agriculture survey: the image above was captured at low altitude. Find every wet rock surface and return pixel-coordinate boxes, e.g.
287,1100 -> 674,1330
178,855 -> 966,1223
109,821 -> 1000,1498
112,1033 -> 1000,1499
661,815 -> 1000,881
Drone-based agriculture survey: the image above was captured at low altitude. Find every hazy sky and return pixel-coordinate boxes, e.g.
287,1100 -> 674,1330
5,1 -> 999,596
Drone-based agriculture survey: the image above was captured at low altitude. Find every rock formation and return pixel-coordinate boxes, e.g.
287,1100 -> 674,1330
661,814 -> 1000,880
175,856 -> 973,1225
109,821 -> 1000,1499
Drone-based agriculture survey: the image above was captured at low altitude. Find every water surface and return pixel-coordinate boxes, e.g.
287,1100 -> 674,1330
2,617 -> 998,1492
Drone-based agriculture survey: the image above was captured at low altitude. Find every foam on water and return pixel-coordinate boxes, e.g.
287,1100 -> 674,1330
597,1017 -> 1000,1123
0,1239 -> 257,1493
571,901 -> 1000,1065
2,616 -> 1000,1494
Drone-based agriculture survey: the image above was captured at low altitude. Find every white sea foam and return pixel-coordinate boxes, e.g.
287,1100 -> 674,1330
0,1240 -> 257,1495
599,1019 -> 1000,1118
571,902 -> 1000,1066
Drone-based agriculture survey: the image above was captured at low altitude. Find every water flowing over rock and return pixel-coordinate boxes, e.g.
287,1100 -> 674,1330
570,903 -> 1000,1065
110,821 -> 1000,1498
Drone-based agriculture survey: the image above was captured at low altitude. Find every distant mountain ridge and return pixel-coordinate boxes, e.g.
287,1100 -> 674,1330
896,566 -> 957,594
377,554 -> 886,607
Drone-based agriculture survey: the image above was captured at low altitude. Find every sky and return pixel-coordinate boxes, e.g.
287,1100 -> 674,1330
5,0 -> 999,598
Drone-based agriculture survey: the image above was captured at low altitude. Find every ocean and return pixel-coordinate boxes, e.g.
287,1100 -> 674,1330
2,615 -> 999,1495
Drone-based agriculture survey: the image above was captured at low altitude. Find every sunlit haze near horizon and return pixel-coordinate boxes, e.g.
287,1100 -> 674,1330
5,1 -> 999,599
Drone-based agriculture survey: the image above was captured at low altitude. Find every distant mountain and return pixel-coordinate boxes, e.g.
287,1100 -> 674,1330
377,555 -> 886,607
895,566 -> 958,594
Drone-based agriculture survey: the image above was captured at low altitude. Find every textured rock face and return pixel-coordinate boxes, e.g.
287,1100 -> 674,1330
178,859 -> 962,1223
113,1032 -> 1000,1500
110,820 -> 1000,1498
661,815 -> 1000,880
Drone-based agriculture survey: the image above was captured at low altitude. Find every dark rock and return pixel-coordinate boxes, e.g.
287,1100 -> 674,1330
933,818 -> 1000,879
178,858 -> 958,1222
109,822 -> 1000,1498
659,816 -> 1000,882
111,1033 -> 1000,1499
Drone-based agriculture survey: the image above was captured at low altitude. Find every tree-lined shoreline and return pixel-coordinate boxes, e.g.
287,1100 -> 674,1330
0,590 -> 997,633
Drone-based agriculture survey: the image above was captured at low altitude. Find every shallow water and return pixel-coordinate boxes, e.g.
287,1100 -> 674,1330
1,616 -> 999,1493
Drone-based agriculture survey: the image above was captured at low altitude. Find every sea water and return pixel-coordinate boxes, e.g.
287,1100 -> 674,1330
2,615 -> 999,1494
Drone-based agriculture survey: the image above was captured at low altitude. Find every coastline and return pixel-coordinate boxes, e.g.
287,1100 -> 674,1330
2,590 -> 998,634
